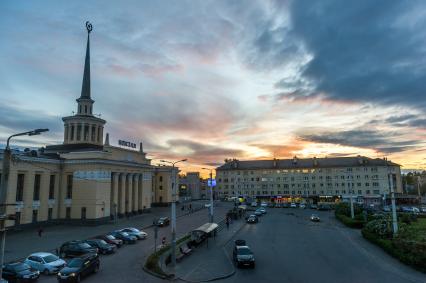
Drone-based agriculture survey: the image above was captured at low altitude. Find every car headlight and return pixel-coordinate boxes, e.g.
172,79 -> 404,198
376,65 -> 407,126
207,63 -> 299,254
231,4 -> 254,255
58,272 -> 62,276
70,273 -> 76,277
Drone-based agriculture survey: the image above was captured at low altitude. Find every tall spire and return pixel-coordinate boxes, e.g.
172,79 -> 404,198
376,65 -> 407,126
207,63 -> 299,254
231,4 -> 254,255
80,21 -> 93,99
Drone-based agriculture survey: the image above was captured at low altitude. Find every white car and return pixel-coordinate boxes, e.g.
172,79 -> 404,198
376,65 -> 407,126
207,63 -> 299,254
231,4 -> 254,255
260,202 -> 268,207
290,203 -> 297,208
299,204 -> 306,209
24,252 -> 66,275
119,227 -> 148,239
251,202 -> 258,207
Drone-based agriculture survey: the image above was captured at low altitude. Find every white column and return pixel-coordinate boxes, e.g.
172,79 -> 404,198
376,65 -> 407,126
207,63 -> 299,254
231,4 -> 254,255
138,174 -> 143,211
133,175 -> 139,212
126,174 -> 133,214
118,174 -> 126,215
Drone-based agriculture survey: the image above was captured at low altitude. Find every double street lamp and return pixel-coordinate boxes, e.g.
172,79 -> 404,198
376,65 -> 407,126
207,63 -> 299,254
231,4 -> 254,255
0,128 -> 49,276
160,158 -> 187,268
201,167 -> 215,223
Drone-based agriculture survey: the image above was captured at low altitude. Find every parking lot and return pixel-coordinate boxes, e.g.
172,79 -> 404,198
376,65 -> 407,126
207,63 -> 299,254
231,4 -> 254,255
222,207 -> 426,283
5,201 -> 233,283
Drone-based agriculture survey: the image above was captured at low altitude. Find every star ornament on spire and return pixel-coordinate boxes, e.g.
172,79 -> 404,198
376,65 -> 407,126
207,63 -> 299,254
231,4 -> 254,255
86,21 -> 93,33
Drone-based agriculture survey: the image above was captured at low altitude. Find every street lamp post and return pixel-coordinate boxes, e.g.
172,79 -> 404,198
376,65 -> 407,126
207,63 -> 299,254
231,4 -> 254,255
0,128 -> 49,276
160,158 -> 187,268
202,168 -> 214,223
387,159 -> 398,235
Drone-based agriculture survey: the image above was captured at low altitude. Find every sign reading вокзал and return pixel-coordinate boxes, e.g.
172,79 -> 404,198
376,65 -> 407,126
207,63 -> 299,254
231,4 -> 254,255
118,140 -> 137,149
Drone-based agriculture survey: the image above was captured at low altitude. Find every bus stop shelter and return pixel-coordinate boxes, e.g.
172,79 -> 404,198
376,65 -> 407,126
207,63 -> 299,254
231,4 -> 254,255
191,222 -> 218,245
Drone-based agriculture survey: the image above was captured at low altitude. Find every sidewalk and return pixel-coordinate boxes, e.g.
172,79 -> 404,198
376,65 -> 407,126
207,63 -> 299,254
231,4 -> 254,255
5,201 -> 208,262
169,218 -> 246,282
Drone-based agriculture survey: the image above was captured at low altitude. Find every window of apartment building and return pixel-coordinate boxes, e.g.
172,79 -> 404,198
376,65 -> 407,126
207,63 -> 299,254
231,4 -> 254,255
48,208 -> 53,221
358,190 -> 362,194
372,182 -> 379,187
159,176 -> 163,182
291,184 -> 295,188
66,207 -> 71,219
312,184 -> 316,188
335,190 -> 340,194
371,167 -> 378,172
283,184 -> 289,188
357,183 -> 362,187
365,182 -> 370,187
81,207 -> 87,220
311,176 -> 316,180
312,190 -> 317,194
356,175 -> 360,179
341,176 -> 345,180
365,175 -> 369,179
66,175 -> 73,199
291,191 -> 295,194
277,191 -> 281,194
159,185 -> 163,190
342,190 -> 346,194
341,183 -> 345,187
373,190 -> 380,194
347,167 -> 353,172
291,177 -> 295,181
319,176 -> 323,180
297,190 -> 302,194
76,124 -> 82,140
320,190 -> 324,194
366,190 -> 370,194
270,191 -> 275,195
33,174 -> 41,201
16,174 -> 25,202
49,175 -> 55,199
320,183 -> 324,187
335,183 -> 339,187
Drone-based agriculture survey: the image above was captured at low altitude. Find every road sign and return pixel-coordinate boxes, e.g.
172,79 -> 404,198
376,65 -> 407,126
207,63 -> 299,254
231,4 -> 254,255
208,179 -> 216,187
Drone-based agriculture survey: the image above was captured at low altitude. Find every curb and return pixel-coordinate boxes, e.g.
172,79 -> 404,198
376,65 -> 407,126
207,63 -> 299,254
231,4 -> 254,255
142,265 -> 172,280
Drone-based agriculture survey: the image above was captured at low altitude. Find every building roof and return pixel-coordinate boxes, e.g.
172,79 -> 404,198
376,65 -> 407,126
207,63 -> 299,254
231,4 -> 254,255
216,156 -> 400,171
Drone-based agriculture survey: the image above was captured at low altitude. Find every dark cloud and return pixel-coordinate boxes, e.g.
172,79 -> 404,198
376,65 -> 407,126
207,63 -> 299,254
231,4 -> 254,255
251,0 -> 426,110
298,129 -> 421,154
0,104 -> 62,137
167,139 -> 244,159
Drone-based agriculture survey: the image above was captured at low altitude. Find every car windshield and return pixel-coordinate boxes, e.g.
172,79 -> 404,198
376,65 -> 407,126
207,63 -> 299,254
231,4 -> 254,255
120,232 -> 129,236
78,243 -> 92,249
238,248 -> 252,255
98,240 -> 108,245
42,254 -> 59,263
127,228 -> 139,232
12,263 -> 30,272
159,217 -> 167,221
106,235 -> 115,240
68,258 -> 83,268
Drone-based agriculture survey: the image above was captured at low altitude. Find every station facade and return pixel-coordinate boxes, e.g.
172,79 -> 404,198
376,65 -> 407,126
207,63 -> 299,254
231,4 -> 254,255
0,24 -> 177,228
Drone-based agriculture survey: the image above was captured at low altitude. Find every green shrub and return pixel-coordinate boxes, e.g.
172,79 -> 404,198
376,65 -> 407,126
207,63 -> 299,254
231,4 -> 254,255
335,213 -> 364,229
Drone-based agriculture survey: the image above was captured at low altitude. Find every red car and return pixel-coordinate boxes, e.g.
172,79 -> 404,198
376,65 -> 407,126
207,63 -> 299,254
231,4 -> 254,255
95,234 -> 123,248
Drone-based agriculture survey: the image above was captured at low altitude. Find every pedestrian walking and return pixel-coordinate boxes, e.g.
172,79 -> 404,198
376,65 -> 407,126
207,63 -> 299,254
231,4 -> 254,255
38,226 -> 43,237
189,204 -> 192,213
162,236 -> 166,247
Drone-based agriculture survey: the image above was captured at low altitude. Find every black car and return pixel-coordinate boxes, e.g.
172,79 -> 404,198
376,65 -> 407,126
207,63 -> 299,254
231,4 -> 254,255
233,246 -> 255,268
84,239 -> 116,255
59,241 -> 98,258
246,215 -> 258,224
155,217 -> 170,227
57,253 -> 99,282
108,231 -> 137,244
2,262 -> 40,282
94,235 -> 123,248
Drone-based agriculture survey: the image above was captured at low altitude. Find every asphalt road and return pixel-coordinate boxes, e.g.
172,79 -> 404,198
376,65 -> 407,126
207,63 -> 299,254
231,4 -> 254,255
222,208 -> 426,283
36,201 -> 232,283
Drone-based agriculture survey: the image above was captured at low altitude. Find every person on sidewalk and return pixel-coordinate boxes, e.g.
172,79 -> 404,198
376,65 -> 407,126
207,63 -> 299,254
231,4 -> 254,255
162,236 -> 166,247
38,226 -> 43,237
189,204 -> 192,213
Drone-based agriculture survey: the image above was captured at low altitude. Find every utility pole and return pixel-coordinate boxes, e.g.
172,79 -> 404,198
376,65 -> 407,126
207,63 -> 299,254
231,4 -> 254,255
387,159 -> 398,235
0,129 -> 49,277
202,168 -> 214,223
160,159 -> 187,268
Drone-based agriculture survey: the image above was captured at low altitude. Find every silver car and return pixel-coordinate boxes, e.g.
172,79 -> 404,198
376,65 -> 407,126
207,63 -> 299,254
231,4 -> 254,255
24,252 -> 66,275
119,227 -> 148,240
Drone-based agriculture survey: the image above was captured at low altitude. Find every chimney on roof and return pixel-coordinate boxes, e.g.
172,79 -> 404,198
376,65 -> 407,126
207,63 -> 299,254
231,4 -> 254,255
139,142 -> 143,153
104,133 -> 110,146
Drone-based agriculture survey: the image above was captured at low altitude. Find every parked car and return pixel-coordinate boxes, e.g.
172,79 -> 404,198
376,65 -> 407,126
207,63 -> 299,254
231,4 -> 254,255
310,204 -> 318,209
290,203 -> 297,208
24,252 -> 66,275
59,241 -> 98,258
282,203 -> 290,208
260,202 -> 268,207
402,206 -> 419,214
155,217 -> 170,227
109,231 -> 137,244
267,203 -> 275,208
383,206 -> 391,212
421,207 -> 426,213
57,253 -> 99,282
259,207 -> 266,214
84,239 -> 116,255
246,215 -> 258,224
250,202 -> 257,207
254,209 -> 262,216
233,245 -> 255,268
2,262 -> 40,282
310,214 -> 320,222
118,228 -> 147,240
94,235 -> 123,248
274,203 -> 282,208
299,204 -> 306,209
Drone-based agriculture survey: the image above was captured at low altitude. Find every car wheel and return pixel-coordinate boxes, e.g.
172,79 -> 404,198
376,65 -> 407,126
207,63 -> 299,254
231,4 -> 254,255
94,264 -> 99,273
43,268 -> 50,275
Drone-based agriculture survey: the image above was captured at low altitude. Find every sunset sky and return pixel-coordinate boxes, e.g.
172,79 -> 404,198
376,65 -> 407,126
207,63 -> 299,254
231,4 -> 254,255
1,0 -> 426,176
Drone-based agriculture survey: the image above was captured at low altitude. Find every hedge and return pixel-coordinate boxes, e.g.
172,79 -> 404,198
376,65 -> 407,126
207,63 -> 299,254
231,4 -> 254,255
335,213 -> 364,229
362,225 -> 426,273
144,234 -> 191,277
